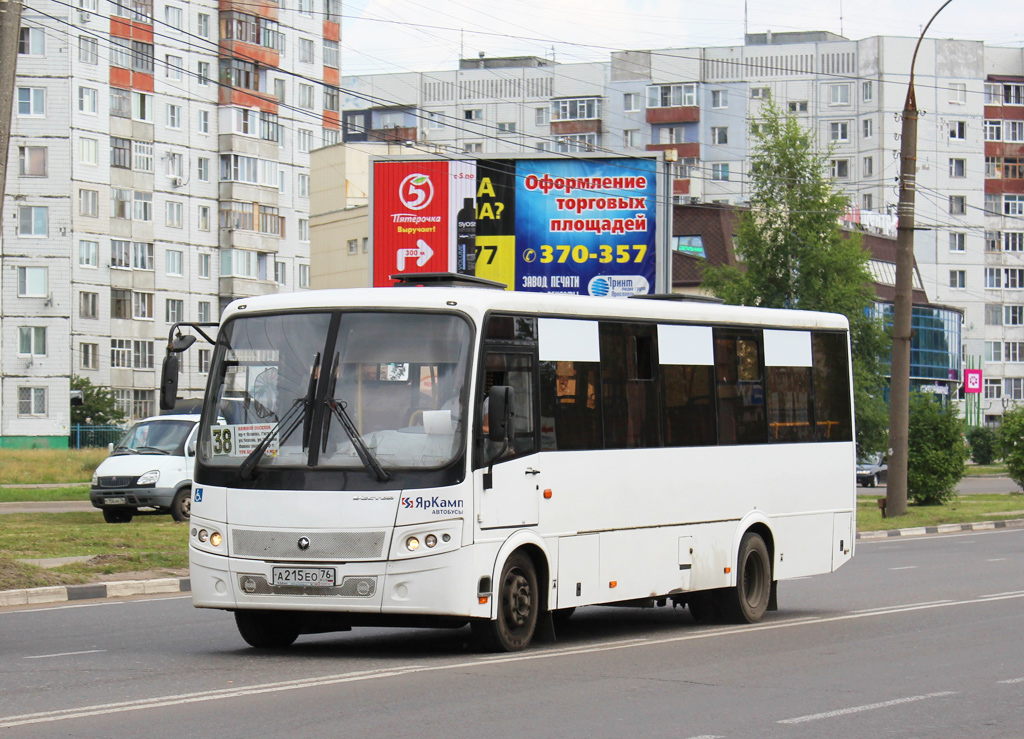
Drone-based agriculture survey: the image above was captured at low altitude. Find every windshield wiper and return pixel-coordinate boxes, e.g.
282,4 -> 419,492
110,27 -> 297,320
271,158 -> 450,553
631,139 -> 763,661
136,446 -> 170,455
239,352 -> 320,480
320,351 -> 390,482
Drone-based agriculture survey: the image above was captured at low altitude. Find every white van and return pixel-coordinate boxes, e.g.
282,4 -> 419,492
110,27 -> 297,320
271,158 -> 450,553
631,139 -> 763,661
89,414 -> 200,523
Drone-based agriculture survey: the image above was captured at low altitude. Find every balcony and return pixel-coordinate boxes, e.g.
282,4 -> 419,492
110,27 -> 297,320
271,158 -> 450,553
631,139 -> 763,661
646,107 -> 700,125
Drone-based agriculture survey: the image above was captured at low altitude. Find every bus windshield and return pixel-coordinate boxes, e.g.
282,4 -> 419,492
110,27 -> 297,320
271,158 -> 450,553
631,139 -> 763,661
198,310 -> 472,476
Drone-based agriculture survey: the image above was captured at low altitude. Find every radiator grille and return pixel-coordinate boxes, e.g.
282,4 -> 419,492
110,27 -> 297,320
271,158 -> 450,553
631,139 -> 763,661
237,574 -> 377,598
230,528 -> 388,561
97,476 -> 135,488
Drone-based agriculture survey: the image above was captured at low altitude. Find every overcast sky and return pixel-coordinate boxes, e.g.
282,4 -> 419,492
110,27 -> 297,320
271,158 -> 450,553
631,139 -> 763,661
340,0 -> 1023,76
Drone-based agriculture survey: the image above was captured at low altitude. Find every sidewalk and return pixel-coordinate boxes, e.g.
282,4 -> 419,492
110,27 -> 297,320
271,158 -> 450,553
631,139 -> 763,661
3,516 -> 1023,609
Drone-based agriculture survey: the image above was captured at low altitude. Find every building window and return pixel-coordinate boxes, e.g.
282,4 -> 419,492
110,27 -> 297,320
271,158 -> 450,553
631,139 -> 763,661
497,122 -> 516,134
986,193 -> 1002,216
1005,194 -> 1024,216
830,159 -> 849,179
111,289 -> 130,319
298,129 -> 313,152
1009,121 -> 1024,143
986,231 -> 1002,251
987,156 -> 1000,178
949,82 -> 967,104
133,242 -> 154,270
299,264 -> 310,288
324,39 -> 339,68
299,219 -> 310,242
133,142 -> 153,172
198,109 -> 209,133
80,189 -> 99,217
133,292 -> 154,319
1003,84 -> 1024,105
198,301 -> 211,323
275,261 -> 286,285
111,240 -> 131,269
1006,232 -> 1024,251
111,137 -> 131,168
166,298 -> 184,323
166,249 -> 183,275
711,126 -> 728,145
79,291 -> 99,319
1007,305 -> 1024,325
197,12 -> 210,37
299,84 -> 315,110
1007,269 -> 1024,289
711,90 -> 728,108
80,137 -> 98,165
862,118 -> 873,139
198,349 -> 211,374
949,195 -> 966,215
829,84 -> 850,105
863,156 -> 873,177
829,121 -> 849,142
985,268 -> 1002,288
985,120 -> 1002,142
711,163 -> 730,181
535,107 -> 549,125
18,206 -> 47,236
18,146 -> 46,176
623,92 -> 640,112
863,193 -> 873,210
165,4 -> 182,28
18,266 -> 47,297
949,158 -> 967,177
1007,379 -> 1024,400
79,239 -> 99,268
19,27 -> 45,55
986,341 -> 1003,362
132,390 -> 155,419
165,54 -> 182,80
985,378 -> 1002,398
623,129 -> 639,148
134,192 -> 153,222
862,81 -> 873,101
1007,343 -> 1024,363
198,205 -> 210,231
751,87 -> 770,100
78,36 -> 98,64
18,326 -> 47,356
78,86 -> 97,114
986,304 -> 1004,325
647,84 -> 696,108
949,121 -> 967,140
111,189 -> 131,220
950,232 -> 966,251
132,91 -> 153,122
18,387 -> 47,417
166,201 -> 183,228
110,339 -> 132,368
81,343 -> 99,371
788,101 -> 808,113
950,270 -> 966,289
166,104 -> 181,129
17,87 -> 45,116
197,157 -> 209,182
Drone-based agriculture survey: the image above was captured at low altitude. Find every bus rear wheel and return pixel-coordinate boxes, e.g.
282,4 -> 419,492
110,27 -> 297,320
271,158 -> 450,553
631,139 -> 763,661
473,552 -> 538,652
719,532 -> 772,623
235,610 -> 300,649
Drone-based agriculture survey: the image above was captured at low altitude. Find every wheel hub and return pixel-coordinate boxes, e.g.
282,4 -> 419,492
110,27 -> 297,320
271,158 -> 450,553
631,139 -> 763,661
504,572 -> 532,627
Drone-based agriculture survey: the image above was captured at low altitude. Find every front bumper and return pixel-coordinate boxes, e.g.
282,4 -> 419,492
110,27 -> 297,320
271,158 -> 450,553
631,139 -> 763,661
90,485 -> 178,509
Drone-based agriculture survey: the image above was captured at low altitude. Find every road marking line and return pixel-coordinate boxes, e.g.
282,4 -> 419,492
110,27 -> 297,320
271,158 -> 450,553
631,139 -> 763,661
1,594 -> 1021,729
998,677 -> 1024,684
778,691 -> 957,724
852,599 -> 952,613
24,650 -> 106,660
979,590 -> 1024,599
986,558 -> 1008,562
888,566 -> 918,570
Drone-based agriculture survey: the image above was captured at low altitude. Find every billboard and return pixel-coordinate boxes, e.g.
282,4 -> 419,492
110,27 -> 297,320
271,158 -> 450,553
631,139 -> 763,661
371,156 -> 660,296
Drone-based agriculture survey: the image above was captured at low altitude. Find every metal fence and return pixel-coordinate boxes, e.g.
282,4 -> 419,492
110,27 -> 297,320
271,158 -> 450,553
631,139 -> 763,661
69,425 -> 124,449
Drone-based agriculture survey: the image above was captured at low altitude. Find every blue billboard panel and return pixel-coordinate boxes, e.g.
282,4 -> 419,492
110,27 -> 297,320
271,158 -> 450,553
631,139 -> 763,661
514,158 -> 658,296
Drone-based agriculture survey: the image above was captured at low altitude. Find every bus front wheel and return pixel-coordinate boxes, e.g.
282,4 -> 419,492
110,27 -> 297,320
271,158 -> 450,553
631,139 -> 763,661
719,532 -> 772,624
473,552 -> 538,652
235,610 -> 300,649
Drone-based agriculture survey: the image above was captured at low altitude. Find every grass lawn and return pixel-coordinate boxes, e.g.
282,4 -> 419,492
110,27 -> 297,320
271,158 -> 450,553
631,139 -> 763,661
0,448 -> 108,485
857,492 -> 1024,531
0,486 -> 91,503
0,512 -> 188,590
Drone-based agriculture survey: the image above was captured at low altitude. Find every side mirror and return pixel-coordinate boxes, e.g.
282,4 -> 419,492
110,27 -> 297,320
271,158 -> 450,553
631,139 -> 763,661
159,353 -> 180,411
487,385 -> 514,443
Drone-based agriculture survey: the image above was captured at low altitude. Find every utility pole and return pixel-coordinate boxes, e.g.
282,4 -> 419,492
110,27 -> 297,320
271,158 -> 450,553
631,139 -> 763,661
0,0 -> 24,215
887,0 -> 955,518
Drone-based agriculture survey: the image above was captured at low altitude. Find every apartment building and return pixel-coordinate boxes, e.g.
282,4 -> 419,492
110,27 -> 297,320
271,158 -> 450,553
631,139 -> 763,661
325,33 -> 1024,422
3,0 -> 330,446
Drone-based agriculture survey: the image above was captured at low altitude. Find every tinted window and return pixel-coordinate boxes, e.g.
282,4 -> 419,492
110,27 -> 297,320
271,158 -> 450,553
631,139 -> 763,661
812,332 -> 853,442
714,330 -> 767,445
766,366 -> 815,442
540,359 -> 602,451
662,364 -> 717,446
600,322 -> 660,449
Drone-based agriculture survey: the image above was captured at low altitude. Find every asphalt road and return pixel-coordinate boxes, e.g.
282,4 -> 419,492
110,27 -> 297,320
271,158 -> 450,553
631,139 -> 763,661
0,527 -> 1021,738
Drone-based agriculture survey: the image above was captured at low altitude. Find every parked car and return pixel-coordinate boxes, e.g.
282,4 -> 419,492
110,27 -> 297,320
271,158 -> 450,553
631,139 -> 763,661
90,414 -> 199,523
856,454 -> 888,487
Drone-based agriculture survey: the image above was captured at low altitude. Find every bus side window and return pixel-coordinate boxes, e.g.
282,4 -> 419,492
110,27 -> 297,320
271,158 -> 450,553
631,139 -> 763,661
539,359 -> 602,451
713,331 -> 767,445
812,332 -> 853,442
662,364 -> 717,446
482,352 -> 537,458
599,322 -> 660,449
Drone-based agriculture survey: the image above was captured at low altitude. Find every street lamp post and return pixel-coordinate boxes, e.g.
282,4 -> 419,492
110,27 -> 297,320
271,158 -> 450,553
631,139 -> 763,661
887,0 -> 956,518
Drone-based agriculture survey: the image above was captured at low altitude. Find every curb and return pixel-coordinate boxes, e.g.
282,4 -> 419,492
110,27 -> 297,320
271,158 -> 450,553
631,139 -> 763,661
0,577 -> 190,608
857,517 -> 1024,540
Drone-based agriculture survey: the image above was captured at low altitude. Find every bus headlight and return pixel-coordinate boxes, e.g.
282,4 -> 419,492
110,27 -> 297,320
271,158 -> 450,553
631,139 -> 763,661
425,534 -> 437,548
198,529 -> 209,542
209,531 -> 222,547
406,536 -> 420,551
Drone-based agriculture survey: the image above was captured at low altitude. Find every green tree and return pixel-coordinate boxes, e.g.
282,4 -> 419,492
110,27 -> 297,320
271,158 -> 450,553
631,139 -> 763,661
965,426 -> 998,466
998,407 -> 1024,490
701,99 -> 890,458
70,376 -> 127,426
907,393 -> 967,505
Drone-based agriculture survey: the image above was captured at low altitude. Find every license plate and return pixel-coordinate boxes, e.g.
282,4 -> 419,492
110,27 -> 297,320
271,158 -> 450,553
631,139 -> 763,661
271,567 -> 336,587
105,497 -> 126,505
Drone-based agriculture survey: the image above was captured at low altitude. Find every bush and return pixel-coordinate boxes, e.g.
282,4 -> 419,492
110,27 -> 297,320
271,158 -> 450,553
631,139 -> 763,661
966,426 -> 998,465
907,393 -> 967,505
998,407 -> 1024,491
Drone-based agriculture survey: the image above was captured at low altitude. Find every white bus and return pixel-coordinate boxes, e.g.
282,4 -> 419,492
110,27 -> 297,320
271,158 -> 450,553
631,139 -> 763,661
164,275 -> 855,652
